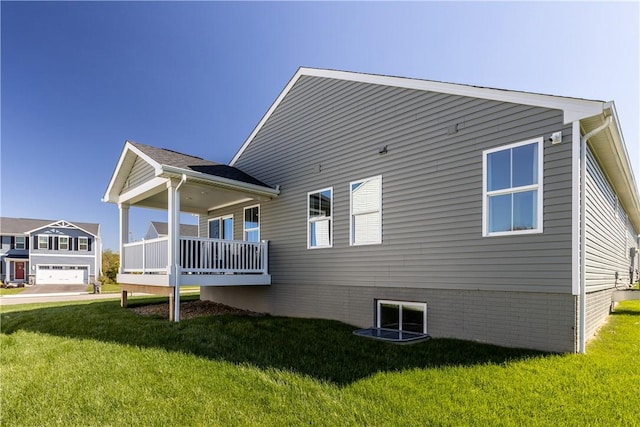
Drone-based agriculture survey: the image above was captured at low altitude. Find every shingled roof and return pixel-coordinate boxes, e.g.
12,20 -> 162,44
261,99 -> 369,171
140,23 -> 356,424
129,141 -> 270,188
0,217 -> 100,236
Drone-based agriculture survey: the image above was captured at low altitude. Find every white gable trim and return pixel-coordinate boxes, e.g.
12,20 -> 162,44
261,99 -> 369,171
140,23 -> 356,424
26,220 -> 98,238
103,141 -> 162,203
230,67 -> 606,166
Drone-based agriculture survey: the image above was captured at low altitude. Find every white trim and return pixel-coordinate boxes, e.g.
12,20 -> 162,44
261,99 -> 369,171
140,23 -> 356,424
78,237 -> 89,251
482,137 -> 544,237
38,235 -> 49,250
350,175 -> 383,246
30,253 -> 95,258
243,205 -> 260,242
572,121 -> 581,296
229,67 -> 605,165
208,215 -> 234,240
58,236 -> 69,251
116,177 -> 169,205
307,187 -> 333,249
103,141 -> 162,202
376,299 -> 428,334
161,165 -> 279,198
14,236 -> 26,250
25,219 -> 98,238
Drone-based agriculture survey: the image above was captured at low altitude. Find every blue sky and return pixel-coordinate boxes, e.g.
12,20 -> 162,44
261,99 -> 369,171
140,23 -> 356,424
2,1 -> 638,251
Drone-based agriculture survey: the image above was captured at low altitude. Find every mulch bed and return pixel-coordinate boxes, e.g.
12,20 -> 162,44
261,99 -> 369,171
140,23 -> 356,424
130,299 -> 265,320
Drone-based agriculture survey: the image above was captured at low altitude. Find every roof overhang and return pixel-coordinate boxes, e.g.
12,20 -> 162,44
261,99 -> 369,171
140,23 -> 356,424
581,102 -> 640,232
103,142 -> 279,213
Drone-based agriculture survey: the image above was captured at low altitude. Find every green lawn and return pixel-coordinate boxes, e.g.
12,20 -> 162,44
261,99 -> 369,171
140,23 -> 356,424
0,287 -> 25,296
1,297 -> 639,426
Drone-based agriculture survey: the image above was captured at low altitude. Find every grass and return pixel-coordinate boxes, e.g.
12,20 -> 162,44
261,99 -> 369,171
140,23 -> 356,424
1,297 -> 639,426
0,287 -> 25,296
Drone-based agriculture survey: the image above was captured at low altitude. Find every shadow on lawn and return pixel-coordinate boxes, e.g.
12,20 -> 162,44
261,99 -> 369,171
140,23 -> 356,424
1,297 -> 548,386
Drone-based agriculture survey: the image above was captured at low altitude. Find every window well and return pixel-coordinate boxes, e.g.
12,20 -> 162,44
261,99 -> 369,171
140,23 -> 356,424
353,299 -> 430,344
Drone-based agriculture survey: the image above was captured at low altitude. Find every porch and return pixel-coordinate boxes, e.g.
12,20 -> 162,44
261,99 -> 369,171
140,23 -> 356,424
103,141 -> 280,322
118,236 -> 270,287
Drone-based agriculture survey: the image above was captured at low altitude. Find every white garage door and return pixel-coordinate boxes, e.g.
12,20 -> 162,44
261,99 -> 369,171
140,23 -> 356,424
36,265 -> 88,285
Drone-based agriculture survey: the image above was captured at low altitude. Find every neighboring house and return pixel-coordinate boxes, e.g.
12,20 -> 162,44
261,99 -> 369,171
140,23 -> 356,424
0,217 -> 101,285
103,67 -> 640,353
144,221 -> 198,240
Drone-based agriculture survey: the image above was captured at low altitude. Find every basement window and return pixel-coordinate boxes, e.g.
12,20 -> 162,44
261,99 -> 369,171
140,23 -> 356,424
353,300 -> 430,344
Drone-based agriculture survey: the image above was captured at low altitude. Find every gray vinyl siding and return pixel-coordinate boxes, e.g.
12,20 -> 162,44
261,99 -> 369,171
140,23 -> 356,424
122,157 -> 155,192
29,227 -> 97,256
585,147 -> 640,292
230,76 -> 574,294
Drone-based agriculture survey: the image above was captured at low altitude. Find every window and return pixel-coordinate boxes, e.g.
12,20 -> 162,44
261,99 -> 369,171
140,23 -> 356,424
243,206 -> 260,242
209,215 -> 234,240
350,175 -> 382,245
308,188 -> 333,248
353,299 -> 429,343
15,236 -> 26,250
38,236 -> 49,250
483,138 -> 543,236
59,236 -> 69,250
377,300 -> 427,334
78,237 -> 88,251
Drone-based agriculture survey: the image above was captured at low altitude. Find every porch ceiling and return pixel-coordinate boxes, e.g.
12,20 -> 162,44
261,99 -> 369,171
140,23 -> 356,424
131,179 -> 264,213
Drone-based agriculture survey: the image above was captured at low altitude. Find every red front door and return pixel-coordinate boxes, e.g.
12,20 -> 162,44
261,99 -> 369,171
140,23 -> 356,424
15,262 -> 25,280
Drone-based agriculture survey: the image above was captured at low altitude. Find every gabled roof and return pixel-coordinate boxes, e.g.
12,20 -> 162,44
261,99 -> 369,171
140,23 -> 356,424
0,217 -> 100,237
229,67 -> 640,232
230,67 -> 607,165
149,221 -> 198,237
103,141 -> 279,205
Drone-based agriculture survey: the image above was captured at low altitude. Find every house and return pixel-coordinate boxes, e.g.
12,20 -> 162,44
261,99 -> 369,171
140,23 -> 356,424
103,67 -> 640,353
0,217 -> 101,285
144,221 -> 198,240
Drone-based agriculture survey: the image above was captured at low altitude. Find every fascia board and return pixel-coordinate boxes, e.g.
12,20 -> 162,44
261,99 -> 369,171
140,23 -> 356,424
161,165 -> 280,198
230,68 -> 307,166
116,177 -> 169,205
602,105 -> 640,231
103,141 -> 163,203
299,68 -> 605,124
229,67 -> 606,165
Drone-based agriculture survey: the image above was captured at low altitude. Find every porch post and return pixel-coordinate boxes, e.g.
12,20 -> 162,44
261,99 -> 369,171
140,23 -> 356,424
167,178 -> 184,322
4,258 -> 10,283
119,203 -> 130,306
118,203 -> 130,274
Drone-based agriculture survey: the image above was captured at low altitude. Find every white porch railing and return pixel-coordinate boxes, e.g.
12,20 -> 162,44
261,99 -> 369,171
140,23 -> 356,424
122,237 -> 268,275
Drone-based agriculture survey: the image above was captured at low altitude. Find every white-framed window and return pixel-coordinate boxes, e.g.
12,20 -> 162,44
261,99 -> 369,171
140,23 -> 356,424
209,215 -> 234,240
350,175 -> 382,245
15,236 -> 26,250
38,235 -> 49,250
78,237 -> 89,251
308,188 -> 333,248
243,205 -> 260,242
376,300 -> 427,334
482,137 -> 543,236
58,236 -> 69,250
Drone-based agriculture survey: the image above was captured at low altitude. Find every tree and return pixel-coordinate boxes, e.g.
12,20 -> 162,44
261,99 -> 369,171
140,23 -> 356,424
101,249 -> 119,284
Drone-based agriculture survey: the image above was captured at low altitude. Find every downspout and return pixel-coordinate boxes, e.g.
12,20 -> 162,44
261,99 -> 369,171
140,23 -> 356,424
173,174 -> 187,322
579,115 -> 612,353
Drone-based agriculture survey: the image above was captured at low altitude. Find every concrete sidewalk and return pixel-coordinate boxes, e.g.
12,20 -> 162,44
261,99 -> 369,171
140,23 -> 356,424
0,288 -> 199,306
0,292 -> 121,306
